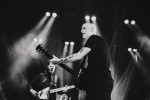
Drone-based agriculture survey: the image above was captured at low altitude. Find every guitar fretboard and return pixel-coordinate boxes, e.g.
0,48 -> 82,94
50,85 -> 75,93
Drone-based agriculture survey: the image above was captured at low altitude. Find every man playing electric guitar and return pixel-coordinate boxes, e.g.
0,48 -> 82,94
29,62 -> 75,100
29,62 -> 57,100
49,23 -> 113,100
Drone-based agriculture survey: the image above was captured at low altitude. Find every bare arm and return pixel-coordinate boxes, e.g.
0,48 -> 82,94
62,47 -> 91,62
50,47 -> 91,64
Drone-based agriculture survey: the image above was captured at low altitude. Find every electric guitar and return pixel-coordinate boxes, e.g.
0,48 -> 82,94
35,85 -> 75,100
36,44 -> 87,91
36,44 -> 78,78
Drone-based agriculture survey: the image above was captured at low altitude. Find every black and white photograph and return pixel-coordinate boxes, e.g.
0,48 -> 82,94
0,0 -> 150,100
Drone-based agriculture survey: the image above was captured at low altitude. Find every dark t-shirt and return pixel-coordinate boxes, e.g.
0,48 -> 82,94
83,35 -> 112,83
79,35 -> 113,100
31,73 -> 51,91
84,35 -> 109,70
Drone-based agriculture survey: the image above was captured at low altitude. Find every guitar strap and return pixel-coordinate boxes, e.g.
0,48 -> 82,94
75,56 -> 88,91
78,56 -> 88,77
80,55 -> 88,69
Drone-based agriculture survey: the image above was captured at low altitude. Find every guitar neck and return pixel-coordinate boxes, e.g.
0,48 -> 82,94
46,52 -> 78,77
50,85 -> 75,93
36,44 -> 78,77
58,63 -> 78,77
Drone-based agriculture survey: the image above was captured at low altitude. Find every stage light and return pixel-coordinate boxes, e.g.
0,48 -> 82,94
70,42 -> 74,46
52,12 -> 57,17
131,20 -> 135,25
39,38 -> 43,43
33,38 -> 38,42
128,48 -> 132,52
133,49 -> 137,52
85,15 -> 90,21
91,16 -> 96,21
124,19 -> 129,24
45,12 -> 50,17
65,42 -> 69,45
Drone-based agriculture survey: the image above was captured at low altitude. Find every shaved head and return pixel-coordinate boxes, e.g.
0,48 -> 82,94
82,23 -> 97,35
81,23 -> 97,39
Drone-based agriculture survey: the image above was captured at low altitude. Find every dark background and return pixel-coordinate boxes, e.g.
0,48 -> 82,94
0,0 -> 150,100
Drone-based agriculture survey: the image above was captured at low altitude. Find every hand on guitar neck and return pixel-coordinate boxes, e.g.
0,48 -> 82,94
48,55 -> 61,65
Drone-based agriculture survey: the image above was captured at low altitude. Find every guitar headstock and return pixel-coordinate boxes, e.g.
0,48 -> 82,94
36,44 -> 46,55
36,44 -> 53,59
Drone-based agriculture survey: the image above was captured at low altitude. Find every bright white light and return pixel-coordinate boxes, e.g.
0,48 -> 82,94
65,42 -> 69,45
85,15 -> 90,21
131,20 -> 135,25
128,48 -> 132,51
52,13 -> 57,17
124,19 -> 129,24
33,38 -> 38,42
133,49 -> 137,52
45,12 -> 50,17
39,39 -> 43,43
91,16 -> 96,21
70,42 -> 74,45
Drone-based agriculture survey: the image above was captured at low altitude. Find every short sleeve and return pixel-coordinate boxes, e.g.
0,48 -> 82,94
84,35 -> 99,49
